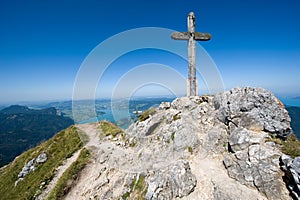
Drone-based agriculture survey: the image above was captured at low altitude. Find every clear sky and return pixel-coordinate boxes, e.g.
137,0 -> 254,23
1,0 -> 300,103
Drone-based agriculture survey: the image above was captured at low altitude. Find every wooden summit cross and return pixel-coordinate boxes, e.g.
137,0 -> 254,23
171,12 -> 211,96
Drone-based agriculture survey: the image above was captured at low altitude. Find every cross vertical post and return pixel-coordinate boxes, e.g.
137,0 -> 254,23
171,12 -> 211,96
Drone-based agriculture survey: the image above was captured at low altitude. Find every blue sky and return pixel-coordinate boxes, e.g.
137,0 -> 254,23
0,0 -> 300,103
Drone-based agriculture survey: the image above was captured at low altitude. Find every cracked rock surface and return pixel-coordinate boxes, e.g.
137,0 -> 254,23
62,87 -> 295,199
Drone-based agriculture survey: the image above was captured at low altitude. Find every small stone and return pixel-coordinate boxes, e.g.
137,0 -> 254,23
280,154 -> 292,166
159,102 -> 171,110
292,157 -> 300,174
36,152 -> 47,163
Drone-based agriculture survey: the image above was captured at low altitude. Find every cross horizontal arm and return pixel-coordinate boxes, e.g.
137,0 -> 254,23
171,32 -> 211,41
171,32 -> 190,40
194,32 -> 211,41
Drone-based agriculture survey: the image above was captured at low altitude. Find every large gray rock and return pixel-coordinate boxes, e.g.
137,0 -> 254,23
18,158 -> 35,178
224,143 -> 287,199
145,160 -> 196,200
216,88 -> 295,199
214,87 -> 292,138
224,124 -> 291,199
205,127 -> 229,154
229,128 -> 266,152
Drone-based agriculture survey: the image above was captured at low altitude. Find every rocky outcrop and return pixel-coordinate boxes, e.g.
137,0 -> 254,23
214,87 -> 292,138
280,154 -> 300,199
15,152 -> 47,186
61,87 -> 296,199
223,128 -> 287,199
212,87 -> 294,199
17,158 -> 36,179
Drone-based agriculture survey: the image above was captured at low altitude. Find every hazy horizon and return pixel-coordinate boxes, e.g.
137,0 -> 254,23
1,92 -> 300,107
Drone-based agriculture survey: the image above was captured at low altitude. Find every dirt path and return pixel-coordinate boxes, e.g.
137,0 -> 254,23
37,123 -> 100,200
76,123 -> 100,148
36,150 -> 81,200
186,154 -> 267,200
64,123 -> 138,199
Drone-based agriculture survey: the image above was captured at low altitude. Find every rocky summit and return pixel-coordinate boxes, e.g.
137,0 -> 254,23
63,87 -> 297,200
4,87 -> 300,200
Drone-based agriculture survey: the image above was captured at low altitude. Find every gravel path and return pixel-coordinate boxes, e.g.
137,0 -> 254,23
37,123 -> 99,200
36,150 -> 81,200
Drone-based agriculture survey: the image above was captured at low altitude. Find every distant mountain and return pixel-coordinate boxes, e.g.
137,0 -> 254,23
0,105 -> 58,115
286,106 -> 300,139
0,105 -> 74,167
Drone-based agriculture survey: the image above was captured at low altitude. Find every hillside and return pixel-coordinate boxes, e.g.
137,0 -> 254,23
286,106 -> 300,138
0,87 -> 299,199
0,105 -> 74,167
0,126 -> 87,199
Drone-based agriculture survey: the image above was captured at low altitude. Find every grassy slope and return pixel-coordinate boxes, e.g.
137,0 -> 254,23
47,148 -> 91,200
0,126 -> 83,200
138,108 -> 156,122
99,121 -> 123,139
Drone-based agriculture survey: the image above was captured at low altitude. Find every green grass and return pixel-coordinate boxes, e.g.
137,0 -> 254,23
173,113 -> 181,121
129,140 -> 136,147
281,134 -> 300,158
99,121 -> 123,139
122,192 -> 130,200
122,174 -> 147,200
133,175 -> 148,200
267,134 -> 300,158
171,132 -> 175,141
0,126 -> 83,200
187,146 -> 193,154
77,129 -> 90,145
47,148 -> 91,200
138,108 -> 156,122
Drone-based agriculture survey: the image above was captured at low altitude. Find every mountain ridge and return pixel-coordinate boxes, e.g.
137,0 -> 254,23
1,87 -> 300,199
0,105 -> 74,167
0,105 -> 61,116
